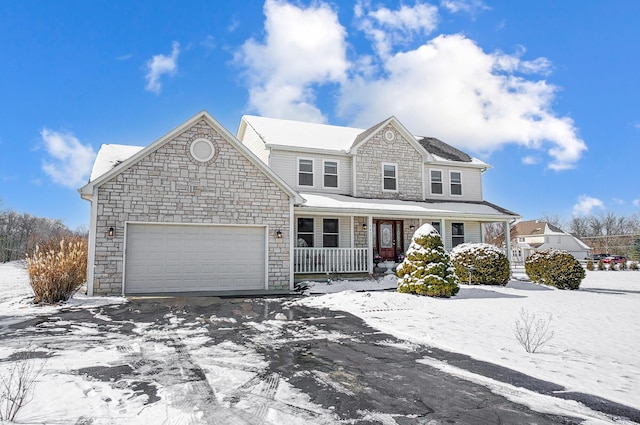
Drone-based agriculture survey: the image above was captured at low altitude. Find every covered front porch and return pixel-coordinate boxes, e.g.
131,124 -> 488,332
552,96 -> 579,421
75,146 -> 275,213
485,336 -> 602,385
292,194 -> 517,276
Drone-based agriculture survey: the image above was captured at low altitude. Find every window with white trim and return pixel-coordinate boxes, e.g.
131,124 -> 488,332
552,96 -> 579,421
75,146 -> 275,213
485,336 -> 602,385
383,163 -> 397,191
452,223 -> 465,247
323,161 -> 338,188
297,218 -> 314,247
431,221 -> 441,234
430,170 -> 443,195
298,158 -> 313,186
450,171 -> 462,196
323,219 -> 339,247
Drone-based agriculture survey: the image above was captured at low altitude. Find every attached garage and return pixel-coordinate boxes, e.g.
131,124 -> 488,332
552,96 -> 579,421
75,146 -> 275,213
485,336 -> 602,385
124,223 -> 267,294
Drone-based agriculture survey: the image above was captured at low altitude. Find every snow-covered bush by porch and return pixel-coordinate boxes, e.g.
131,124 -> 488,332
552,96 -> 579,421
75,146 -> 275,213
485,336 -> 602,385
525,249 -> 585,290
450,243 -> 510,285
396,223 -> 459,297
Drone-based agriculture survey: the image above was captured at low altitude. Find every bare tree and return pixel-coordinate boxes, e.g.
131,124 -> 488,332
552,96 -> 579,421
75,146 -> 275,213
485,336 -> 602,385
537,213 -> 565,231
569,216 -> 590,238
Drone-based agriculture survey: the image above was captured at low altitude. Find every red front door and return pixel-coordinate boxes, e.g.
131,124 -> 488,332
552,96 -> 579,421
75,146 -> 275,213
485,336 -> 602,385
375,220 -> 403,261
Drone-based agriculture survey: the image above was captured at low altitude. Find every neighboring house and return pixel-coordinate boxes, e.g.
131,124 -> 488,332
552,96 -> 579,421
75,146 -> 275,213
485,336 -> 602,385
81,111 -> 519,296
509,220 -> 591,262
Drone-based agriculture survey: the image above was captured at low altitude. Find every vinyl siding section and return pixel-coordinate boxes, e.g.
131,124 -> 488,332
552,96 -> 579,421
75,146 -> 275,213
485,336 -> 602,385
239,126 -> 270,165
295,215 -> 352,248
425,165 -> 483,202
270,150 -> 352,194
443,220 -> 482,250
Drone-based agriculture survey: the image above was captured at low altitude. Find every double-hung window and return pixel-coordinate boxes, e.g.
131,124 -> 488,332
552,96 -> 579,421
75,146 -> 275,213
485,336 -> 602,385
297,218 -> 314,247
298,159 -> 313,187
450,171 -> 462,196
431,221 -> 441,234
382,163 -> 397,191
430,170 -> 443,195
323,219 -> 339,247
323,161 -> 338,188
452,223 -> 465,247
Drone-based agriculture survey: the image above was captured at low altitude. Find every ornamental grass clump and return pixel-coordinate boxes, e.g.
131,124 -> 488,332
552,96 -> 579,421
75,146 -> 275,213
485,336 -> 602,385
25,237 -> 88,303
450,243 -> 510,285
524,249 -> 585,290
396,223 -> 459,297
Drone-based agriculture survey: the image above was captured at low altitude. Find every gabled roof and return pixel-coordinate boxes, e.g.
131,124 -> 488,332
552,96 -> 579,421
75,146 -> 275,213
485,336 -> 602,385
80,111 -> 303,204
239,115 -> 363,152
238,114 -> 487,166
511,220 -> 562,237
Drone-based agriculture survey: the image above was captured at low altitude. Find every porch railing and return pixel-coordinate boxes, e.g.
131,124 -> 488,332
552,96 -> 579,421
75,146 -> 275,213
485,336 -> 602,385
294,247 -> 369,274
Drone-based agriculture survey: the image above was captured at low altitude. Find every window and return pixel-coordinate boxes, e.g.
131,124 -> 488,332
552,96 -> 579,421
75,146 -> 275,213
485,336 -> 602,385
323,219 -> 339,247
383,163 -> 397,191
297,218 -> 314,247
298,159 -> 313,186
323,161 -> 338,188
452,223 -> 465,247
431,221 -> 441,234
430,170 -> 443,195
450,171 -> 462,196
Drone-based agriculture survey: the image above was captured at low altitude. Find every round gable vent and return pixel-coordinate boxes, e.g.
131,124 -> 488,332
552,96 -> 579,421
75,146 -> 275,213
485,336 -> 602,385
384,129 -> 396,141
190,138 -> 215,162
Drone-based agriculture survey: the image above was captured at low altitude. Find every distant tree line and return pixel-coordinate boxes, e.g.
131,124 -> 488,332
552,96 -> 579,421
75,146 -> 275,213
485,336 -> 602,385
0,204 -> 87,262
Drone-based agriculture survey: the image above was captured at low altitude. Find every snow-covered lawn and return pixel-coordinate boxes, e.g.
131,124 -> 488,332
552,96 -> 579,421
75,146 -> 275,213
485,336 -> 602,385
1,261 -> 639,423
299,269 -> 640,412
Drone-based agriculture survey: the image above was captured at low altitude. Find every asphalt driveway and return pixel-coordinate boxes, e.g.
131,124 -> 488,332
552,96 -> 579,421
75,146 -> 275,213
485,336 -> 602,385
2,296 -> 634,424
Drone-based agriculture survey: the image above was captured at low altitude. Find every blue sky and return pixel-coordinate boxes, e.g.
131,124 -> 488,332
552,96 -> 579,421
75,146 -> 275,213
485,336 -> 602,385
1,0 -> 639,230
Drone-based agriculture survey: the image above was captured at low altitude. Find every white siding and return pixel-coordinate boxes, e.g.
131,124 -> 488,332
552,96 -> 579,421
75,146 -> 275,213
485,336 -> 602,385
271,150 -> 352,194
295,215 -> 352,248
238,125 -> 270,164
443,220 -> 482,250
425,165 -> 483,202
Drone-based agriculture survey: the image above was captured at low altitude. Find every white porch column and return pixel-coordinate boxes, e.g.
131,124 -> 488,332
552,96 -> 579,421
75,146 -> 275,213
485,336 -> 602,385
439,218 -> 447,250
505,220 -> 512,262
367,215 -> 373,273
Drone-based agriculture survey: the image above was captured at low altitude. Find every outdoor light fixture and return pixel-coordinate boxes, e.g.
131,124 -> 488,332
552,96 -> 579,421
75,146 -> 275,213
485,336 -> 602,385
362,223 -> 367,230
409,225 -> 415,231
107,227 -> 115,238
276,230 -> 283,239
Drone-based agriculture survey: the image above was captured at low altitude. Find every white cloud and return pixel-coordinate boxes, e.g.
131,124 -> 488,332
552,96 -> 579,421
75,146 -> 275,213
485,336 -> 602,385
236,0 -> 349,122
440,0 -> 490,14
238,1 -> 586,170
521,156 -> 538,165
572,195 -> 604,217
355,1 -> 438,58
144,41 -> 180,94
40,129 -> 96,189
338,33 -> 586,170
633,199 -> 640,207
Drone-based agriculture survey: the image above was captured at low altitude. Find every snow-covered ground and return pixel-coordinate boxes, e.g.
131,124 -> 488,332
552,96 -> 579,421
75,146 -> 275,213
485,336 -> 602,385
1,261 -> 639,424
299,269 -> 640,413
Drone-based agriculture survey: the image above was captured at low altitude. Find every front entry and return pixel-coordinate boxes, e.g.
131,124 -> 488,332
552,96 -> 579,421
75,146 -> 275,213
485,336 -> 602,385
374,220 -> 404,262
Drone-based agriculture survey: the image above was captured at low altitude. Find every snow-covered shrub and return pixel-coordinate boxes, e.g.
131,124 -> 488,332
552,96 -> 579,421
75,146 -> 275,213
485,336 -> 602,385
450,243 -> 510,285
525,249 -> 585,290
396,223 -> 459,297
630,261 -> 639,271
597,259 -> 605,270
26,237 -> 87,303
586,259 -> 594,271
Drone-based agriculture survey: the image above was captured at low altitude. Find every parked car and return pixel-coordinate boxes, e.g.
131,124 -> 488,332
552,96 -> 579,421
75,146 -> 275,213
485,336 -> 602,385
588,253 -> 609,261
602,256 -> 627,264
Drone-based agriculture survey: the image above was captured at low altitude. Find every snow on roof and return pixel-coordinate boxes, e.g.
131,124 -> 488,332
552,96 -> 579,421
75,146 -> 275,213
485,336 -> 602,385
298,192 -> 517,218
242,115 -> 364,152
89,144 -> 144,182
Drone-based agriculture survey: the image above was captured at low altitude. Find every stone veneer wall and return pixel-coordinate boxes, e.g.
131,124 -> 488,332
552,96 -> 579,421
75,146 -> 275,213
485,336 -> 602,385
92,119 -> 291,295
354,125 -> 423,200
353,216 -> 368,248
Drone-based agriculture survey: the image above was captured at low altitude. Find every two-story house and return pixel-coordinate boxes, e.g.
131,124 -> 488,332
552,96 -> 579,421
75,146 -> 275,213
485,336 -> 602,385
509,220 -> 591,262
80,111 -> 518,296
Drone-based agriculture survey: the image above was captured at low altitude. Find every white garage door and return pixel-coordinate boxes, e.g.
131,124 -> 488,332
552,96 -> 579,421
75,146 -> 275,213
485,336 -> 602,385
124,223 -> 266,294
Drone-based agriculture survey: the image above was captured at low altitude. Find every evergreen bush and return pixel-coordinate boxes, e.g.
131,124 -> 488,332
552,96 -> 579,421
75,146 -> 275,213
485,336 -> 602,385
597,259 -> 605,270
586,259 -> 594,271
525,249 -> 585,290
630,261 -> 639,271
450,243 -> 510,285
25,237 -> 88,303
396,223 -> 459,297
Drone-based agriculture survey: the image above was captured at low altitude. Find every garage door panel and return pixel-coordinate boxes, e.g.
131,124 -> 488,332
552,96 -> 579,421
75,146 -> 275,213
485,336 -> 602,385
125,224 -> 266,294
